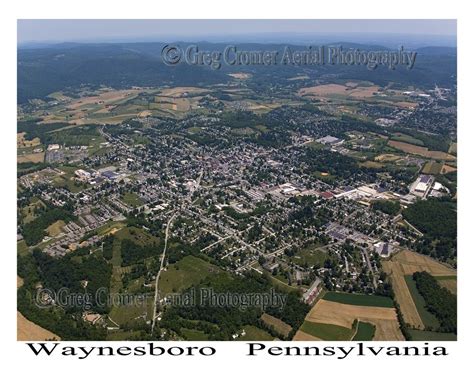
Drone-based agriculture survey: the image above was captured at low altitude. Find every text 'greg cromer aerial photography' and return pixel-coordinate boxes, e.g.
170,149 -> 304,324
17,19 -> 457,343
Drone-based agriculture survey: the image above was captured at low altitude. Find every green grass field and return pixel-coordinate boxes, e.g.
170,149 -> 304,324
422,161 -> 443,175
300,321 -> 353,341
290,244 -> 328,268
121,192 -> 144,207
408,329 -> 456,341
108,298 -> 153,326
391,133 -> 424,146
17,240 -> 29,256
323,292 -> 394,308
159,255 -> 222,295
237,325 -> 274,341
181,328 -> 209,341
106,330 -> 143,341
352,321 -> 376,341
404,275 -> 440,330
433,275 -> 457,280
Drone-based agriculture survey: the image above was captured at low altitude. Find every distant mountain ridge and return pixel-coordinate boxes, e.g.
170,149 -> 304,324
17,41 -> 457,104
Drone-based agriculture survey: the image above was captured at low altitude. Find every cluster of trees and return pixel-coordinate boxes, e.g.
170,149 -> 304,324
390,127 -> 451,151
21,207 -> 77,246
303,148 -> 364,181
32,248 -> 112,312
102,235 -> 114,260
403,198 -> 457,260
372,200 -> 401,216
17,248 -> 111,340
413,271 -> 457,333
120,239 -> 161,266
18,120 -> 69,142
159,271 -> 309,340
45,125 -> 100,146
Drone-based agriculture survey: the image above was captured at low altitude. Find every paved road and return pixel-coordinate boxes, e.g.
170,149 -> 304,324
151,213 -> 176,333
150,169 -> 202,333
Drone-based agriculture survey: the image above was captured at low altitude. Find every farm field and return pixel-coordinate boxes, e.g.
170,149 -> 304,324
260,313 -> 292,338
381,249 -> 456,330
299,320 -> 353,341
292,330 -> 323,341
404,275 -> 440,329
408,329 -> 457,341
436,276 -> 457,294
352,321 -> 376,341
388,140 -> 456,161
391,132 -> 424,146
17,152 -> 44,164
298,83 -> 380,99
323,291 -> 394,308
422,160 -> 444,175
17,312 -> 61,341
298,297 -> 403,341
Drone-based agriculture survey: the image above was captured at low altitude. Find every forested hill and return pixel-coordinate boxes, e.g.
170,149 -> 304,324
18,41 -> 457,103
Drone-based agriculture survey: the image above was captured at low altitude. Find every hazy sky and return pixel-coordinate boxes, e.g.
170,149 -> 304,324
17,19 -> 456,44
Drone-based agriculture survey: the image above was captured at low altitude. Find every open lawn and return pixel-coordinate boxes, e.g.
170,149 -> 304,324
121,192 -> 144,207
159,255 -> 222,295
237,325 -> 273,341
290,244 -> 328,268
17,152 -> 45,164
46,220 -> 65,237
17,132 -> 41,148
181,328 -> 209,341
17,240 -> 29,256
21,198 -> 46,223
108,298 -> 153,326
